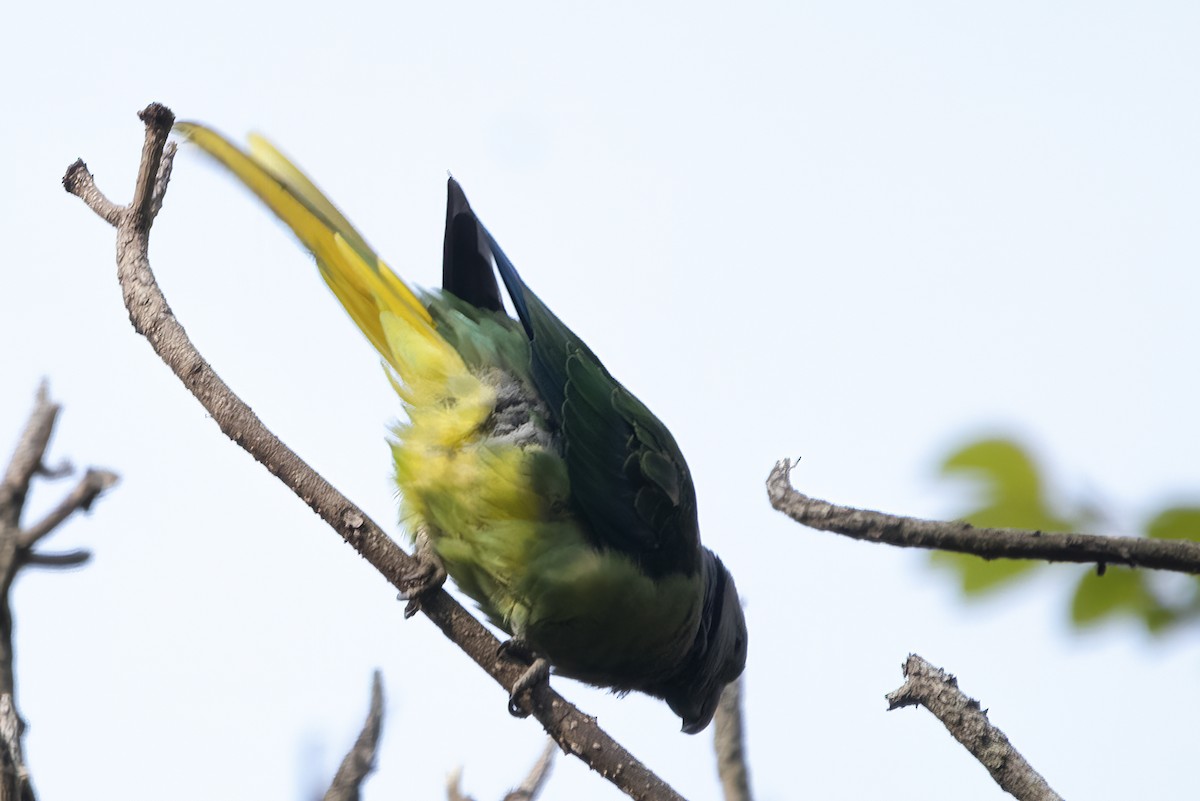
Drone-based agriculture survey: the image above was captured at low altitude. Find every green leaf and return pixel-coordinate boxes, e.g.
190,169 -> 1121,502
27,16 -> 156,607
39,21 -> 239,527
1145,507 -> 1200,541
1071,567 -> 1146,625
933,437 -> 1079,596
939,438 -> 1075,533
1071,567 -> 1186,633
930,551 -> 1039,595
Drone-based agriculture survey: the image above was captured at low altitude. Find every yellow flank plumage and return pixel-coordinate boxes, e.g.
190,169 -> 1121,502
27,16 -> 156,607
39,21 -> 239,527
178,123 -> 518,547
178,122 -> 505,536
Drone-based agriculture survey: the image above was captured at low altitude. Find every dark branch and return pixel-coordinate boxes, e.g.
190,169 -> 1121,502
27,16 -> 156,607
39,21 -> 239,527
323,672 -> 384,801
21,550 -> 92,569
887,654 -> 1062,801
64,102 -> 685,801
768,460 -> 1200,574
131,103 -> 174,226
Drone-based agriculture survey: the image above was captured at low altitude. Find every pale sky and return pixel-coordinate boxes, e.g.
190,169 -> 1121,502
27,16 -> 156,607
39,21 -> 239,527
3,2 -> 1199,799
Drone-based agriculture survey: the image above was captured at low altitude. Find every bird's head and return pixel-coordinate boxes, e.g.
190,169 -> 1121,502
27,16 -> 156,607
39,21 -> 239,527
657,549 -> 748,734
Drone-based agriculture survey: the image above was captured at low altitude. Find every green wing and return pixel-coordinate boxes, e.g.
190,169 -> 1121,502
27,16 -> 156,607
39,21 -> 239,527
460,195 -> 700,580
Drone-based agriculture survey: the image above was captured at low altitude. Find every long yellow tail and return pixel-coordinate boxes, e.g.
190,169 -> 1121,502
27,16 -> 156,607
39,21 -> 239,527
175,123 -> 494,447
174,122 -> 436,365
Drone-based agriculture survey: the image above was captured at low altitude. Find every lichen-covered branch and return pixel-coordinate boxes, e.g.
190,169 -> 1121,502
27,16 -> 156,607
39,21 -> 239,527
768,460 -> 1200,574
64,102 -> 683,801
886,655 -> 1062,801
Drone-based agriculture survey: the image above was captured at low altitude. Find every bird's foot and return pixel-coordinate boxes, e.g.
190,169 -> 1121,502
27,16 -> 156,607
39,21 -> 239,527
497,636 -> 537,663
507,656 -> 550,718
396,529 -> 447,618
498,638 -> 550,717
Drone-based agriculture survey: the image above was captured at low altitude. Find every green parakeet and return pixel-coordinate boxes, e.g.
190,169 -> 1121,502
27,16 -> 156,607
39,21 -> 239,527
176,123 -> 748,733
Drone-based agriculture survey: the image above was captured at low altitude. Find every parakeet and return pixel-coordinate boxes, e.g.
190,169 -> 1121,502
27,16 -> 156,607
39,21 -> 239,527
176,123 -> 747,733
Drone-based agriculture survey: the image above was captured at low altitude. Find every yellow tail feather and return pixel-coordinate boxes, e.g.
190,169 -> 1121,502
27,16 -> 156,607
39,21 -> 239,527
177,122 -> 496,454
174,122 -> 438,369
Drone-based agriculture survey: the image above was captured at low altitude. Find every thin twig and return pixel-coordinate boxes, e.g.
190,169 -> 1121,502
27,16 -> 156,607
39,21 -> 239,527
450,738 -> 557,801
713,679 -> 751,801
21,550 -> 91,569
149,142 -> 176,220
0,384 -> 59,529
502,739 -> 557,801
64,102 -> 685,801
768,459 -> 1200,574
886,655 -> 1062,801
324,672 -> 384,801
129,104 -> 173,226
446,770 -> 474,801
0,385 -> 117,801
60,164 -> 123,226
19,469 -> 118,549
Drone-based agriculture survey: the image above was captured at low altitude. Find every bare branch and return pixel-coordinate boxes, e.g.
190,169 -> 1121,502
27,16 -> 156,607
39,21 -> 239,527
0,384 -> 114,801
65,102 -> 686,801
19,469 -> 118,549
768,460 -> 1200,574
130,103 -> 174,226
0,384 -> 60,529
502,739 -> 557,801
324,672 -> 384,801
0,694 -> 32,801
446,770 -> 475,801
36,460 -> 72,480
21,550 -> 92,569
713,679 -> 751,801
450,739 -> 557,801
887,655 -> 1062,801
61,161 -> 123,226
149,142 -> 176,220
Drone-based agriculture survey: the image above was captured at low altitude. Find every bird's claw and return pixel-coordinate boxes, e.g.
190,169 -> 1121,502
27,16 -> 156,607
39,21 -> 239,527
507,657 -> 550,718
497,636 -> 537,663
396,529 -> 447,618
498,638 -> 549,717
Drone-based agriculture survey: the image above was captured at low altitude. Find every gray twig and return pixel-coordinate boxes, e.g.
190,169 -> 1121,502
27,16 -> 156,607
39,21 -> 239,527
768,459 -> 1200,574
0,385 -> 118,801
0,383 -> 59,528
502,738 -> 557,801
60,164 -> 123,227
449,738 -> 557,801
713,678 -> 751,801
887,655 -> 1062,801
64,102 -> 685,801
324,672 -> 384,801
19,468 -> 117,549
